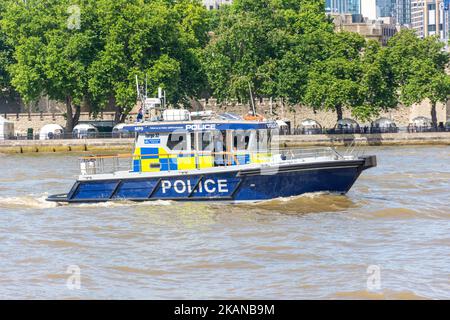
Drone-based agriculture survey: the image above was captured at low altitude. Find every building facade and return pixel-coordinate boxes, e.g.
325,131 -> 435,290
325,0 -> 361,14
411,0 -> 449,42
203,0 -> 232,10
331,13 -> 398,45
397,0 -> 412,25
361,0 -> 411,25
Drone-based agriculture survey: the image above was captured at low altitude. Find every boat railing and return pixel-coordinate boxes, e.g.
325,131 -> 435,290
281,147 -> 343,161
79,147 -> 346,175
80,154 -> 134,175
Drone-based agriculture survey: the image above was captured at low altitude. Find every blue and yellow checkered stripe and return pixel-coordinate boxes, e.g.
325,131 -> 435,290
132,148 -> 273,173
133,147 -> 215,172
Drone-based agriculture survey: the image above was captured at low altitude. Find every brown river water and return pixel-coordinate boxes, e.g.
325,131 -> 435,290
0,146 -> 449,299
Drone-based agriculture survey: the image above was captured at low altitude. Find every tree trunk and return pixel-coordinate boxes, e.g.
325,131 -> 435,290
73,104 -> 81,128
109,96 -> 122,124
431,102 -> 438,128
120,111 -> 127,123
65,96 -> 81,132
336,104 -> 343,121
65,96 -> 74,132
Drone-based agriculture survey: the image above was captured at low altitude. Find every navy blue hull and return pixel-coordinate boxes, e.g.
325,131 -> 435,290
48,156 -> 376,203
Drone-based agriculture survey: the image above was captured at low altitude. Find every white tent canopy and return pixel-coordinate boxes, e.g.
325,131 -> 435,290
113,123 -> 128,131
373,117 -> 397,128
39,124 -> 64,140
73,124 -> 99,139
412,116 -> 432,127
276,120 -> 288,127
300,119 -> 322,129
336,118 -> 360,129
0,116 -> 14,140
112,123 -> 132,138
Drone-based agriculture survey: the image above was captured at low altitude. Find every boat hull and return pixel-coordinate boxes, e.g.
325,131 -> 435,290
47,156 -> 376,203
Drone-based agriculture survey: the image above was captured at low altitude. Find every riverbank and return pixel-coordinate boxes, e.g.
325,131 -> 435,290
0,132 -> 450,154
0,138 -> 134,154
279,132 -> 450,148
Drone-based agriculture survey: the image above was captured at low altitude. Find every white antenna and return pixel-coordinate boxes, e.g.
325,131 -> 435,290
145,74 -> 148,98
164,90 -> 166,109
158,87 -> 162,99
248,82 -> 256,116
135,75 -> 140,98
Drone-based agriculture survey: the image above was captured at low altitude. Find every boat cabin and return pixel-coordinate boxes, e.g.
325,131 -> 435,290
124,120 -> 278,173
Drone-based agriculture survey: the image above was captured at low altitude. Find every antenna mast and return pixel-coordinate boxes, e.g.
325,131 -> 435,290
249,82 -> 256,116
135,75 -> 140,99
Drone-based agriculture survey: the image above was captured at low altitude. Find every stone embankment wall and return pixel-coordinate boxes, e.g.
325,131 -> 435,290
278,132 -> 450,147
0,138 -> 134,154
196,98 -> 449,129
1,112 -> 117,135
2,98 -> 449,135
1,133 -> 449,154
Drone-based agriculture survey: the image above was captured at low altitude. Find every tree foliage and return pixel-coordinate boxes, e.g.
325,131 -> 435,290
2,0 -> 100,130
1,0 -> 209,129
0,0 -> 448,127
0,1 -> 14,98
203,0 -> 400,121
202,0 -> 334,104
386,30 -> 450,126
88,0 -> 209,122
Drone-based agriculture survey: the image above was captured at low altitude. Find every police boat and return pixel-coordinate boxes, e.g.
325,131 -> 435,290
47,90 -> 376,203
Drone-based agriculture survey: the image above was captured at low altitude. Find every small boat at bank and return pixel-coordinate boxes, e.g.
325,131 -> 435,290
47,90 -> 376,204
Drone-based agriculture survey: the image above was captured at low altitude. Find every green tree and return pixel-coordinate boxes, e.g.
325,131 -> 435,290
89,0 -> 209,122
202,0 -> 333,104
0,1 -> 15,101
304,32 -> 366,121
356,40 -> 398,120
2,0 -> 209,127
387,30 -> 450,126
305,31 -> 399,122
2,0 -> 100,130
402,59 -> 450,126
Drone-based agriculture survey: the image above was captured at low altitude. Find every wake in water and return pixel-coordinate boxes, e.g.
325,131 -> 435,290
0,194 -> 177,210
74,199 -> 174,208
236,192 -> 359,215
0,195 -> 60,209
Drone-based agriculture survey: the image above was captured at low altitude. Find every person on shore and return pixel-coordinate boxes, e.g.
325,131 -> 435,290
137,107 -> 144,123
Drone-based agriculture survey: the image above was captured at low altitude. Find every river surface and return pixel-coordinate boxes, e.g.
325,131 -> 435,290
0,146 -> 449,299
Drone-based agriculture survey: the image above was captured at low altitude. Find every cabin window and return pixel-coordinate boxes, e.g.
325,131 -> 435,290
190,133 -> 195,151
198,132 -> 213,151
167,133 -> 187,151
256,129 -> 271,152
233,130 -> 251,151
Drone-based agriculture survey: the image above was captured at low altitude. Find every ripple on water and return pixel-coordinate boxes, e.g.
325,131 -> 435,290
109,266 -> 173,277
352,207 -> 450,220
